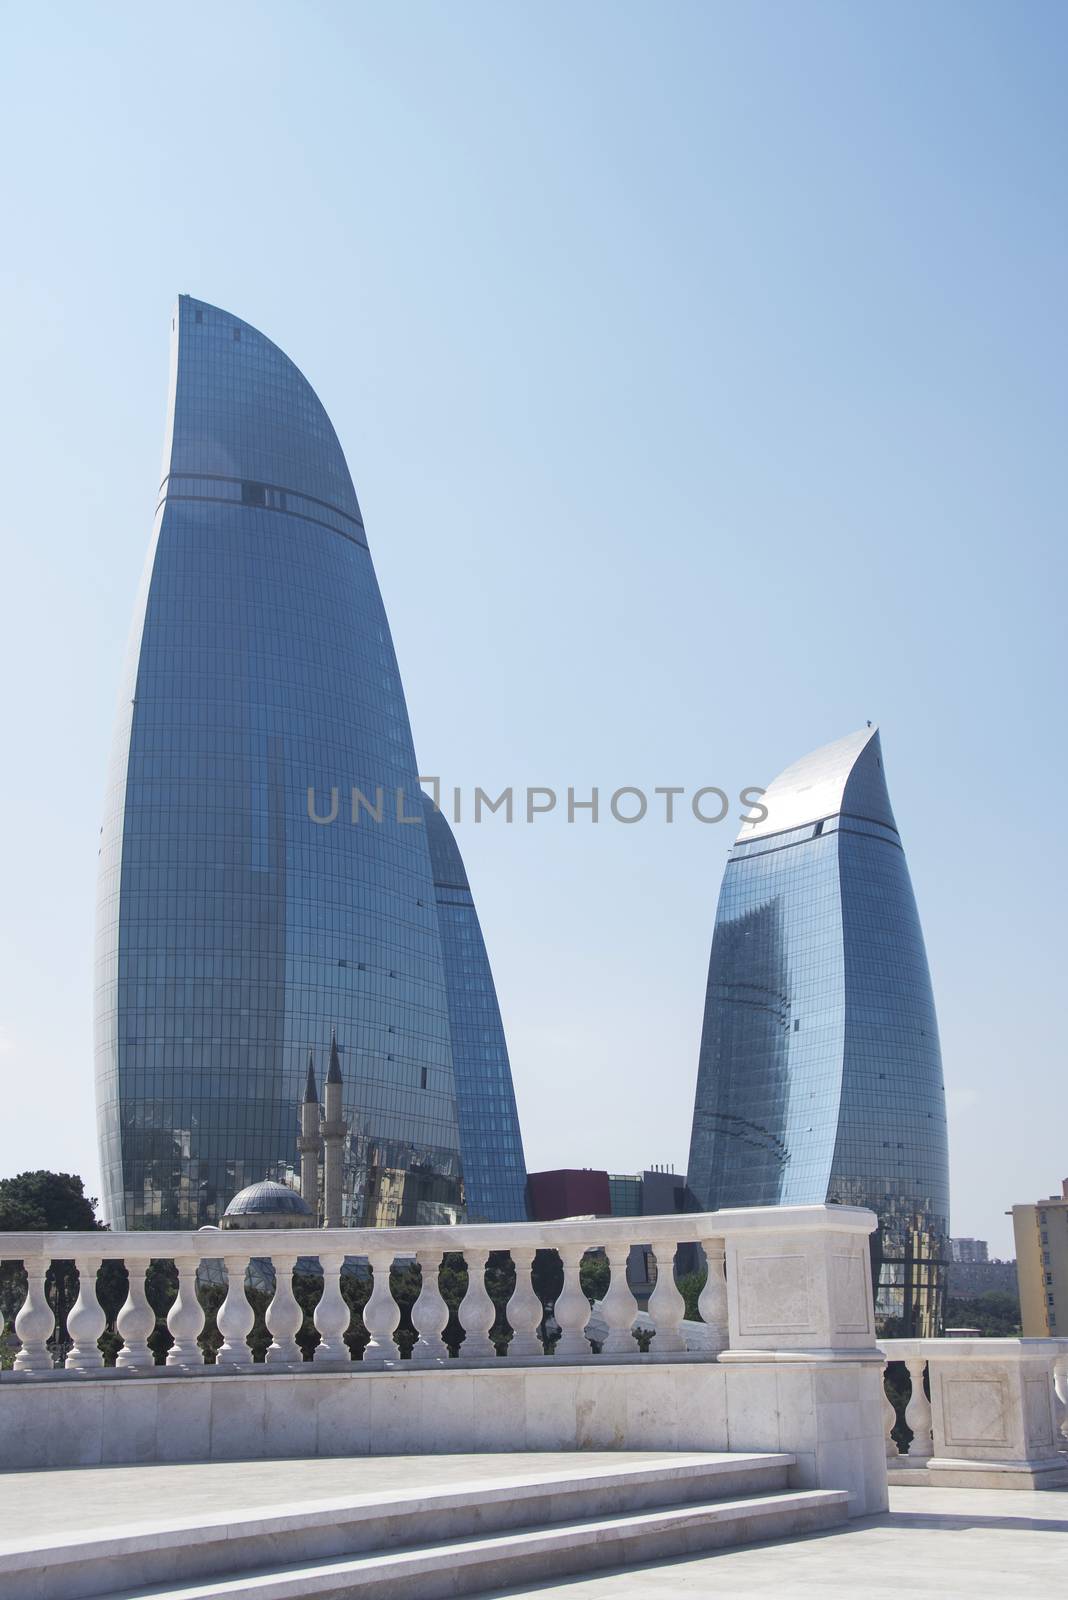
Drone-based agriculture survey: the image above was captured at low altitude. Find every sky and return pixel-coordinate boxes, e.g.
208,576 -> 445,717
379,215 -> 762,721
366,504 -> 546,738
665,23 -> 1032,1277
1,2 -> 1065,1256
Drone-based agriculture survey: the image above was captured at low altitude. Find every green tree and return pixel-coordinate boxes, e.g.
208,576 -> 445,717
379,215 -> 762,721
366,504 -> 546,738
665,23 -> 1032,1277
0,1171 -> 105,1231
945,1292 -> 1021,1336
0,1170 -> 111,1369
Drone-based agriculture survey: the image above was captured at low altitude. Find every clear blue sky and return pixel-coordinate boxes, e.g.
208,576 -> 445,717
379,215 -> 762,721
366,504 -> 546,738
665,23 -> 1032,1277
1,2 -> 1064,1253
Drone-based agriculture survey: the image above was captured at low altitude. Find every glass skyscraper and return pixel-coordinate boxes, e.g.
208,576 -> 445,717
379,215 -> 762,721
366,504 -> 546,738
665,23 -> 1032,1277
686,727 -> 950,1335
95,295 -> 521,1229
422,797 -> 529,1221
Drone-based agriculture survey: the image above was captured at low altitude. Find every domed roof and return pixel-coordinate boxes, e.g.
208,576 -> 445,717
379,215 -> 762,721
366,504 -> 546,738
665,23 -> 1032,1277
223,1180 -> 312,1218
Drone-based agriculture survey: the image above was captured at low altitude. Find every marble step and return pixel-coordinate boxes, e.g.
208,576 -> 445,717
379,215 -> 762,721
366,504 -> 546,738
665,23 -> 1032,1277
100,1488 -> 850,1599
0,1452 -> 797,1600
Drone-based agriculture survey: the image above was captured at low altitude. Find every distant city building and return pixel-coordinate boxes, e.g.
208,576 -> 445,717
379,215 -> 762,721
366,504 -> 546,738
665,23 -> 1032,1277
528,1167 -> 684,1223
1011,1179 -> 1068,1335
607,1174 -> 642,1217
94,295 -> 525,1229
946,1258 -> 1019,1301
685,727 -> 950,1337
528,1169 -> 611,1221
950,1238 -> 989,1264
640,1167 -> 687,1217
528,1167 -> 687,1306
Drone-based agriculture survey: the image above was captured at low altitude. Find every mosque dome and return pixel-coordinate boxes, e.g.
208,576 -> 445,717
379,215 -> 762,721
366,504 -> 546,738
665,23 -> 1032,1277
221,1180 -> 314,1229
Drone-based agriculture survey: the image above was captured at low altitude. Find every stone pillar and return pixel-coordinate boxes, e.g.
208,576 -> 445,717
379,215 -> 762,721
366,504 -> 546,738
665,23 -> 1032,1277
322,1033 -> 348,1230
719,1204 -> 888,1517
924,1339 -> 1068,1489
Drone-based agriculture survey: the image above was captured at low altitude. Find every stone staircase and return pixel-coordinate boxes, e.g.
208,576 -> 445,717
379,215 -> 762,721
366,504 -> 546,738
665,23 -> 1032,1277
2,1452 -> 849,1600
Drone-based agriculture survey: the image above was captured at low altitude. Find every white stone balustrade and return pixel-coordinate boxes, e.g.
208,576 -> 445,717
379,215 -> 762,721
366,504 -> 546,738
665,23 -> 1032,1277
0,1206 -> 894,1514
0,1204 -> 879,1378
880,1338 -> 1068,1490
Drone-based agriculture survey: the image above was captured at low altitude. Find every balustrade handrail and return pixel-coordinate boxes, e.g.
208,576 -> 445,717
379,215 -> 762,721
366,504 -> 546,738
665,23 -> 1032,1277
879,1336 -> 1068,1359
0,1203 -> 877,1262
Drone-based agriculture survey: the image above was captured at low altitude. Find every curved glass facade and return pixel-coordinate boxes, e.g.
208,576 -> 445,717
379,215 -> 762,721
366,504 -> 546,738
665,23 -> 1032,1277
95,295 -> 465,1228
422,797 -> 529,1221
686,727 -> 950,1334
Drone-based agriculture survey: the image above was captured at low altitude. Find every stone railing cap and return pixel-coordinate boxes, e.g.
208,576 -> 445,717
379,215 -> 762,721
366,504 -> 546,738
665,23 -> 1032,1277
879,1336 -> 1068,1361
0,1203 -> 877,1260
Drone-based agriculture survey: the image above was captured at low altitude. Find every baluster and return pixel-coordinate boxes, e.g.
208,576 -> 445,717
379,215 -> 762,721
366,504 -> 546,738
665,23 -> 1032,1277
553,1245 -> 592,1359
360,1250 -> 399,1366
904,1357 -> 933,1460
265,1256 -> 303,1364
116,1260 -> 157,1369
597,1244 -> 638,1355
506,1246 -> 545,1358
14,1258 -> 56,1372
216,1254 -> 254,1366
1052,1357 -> 1068,1445
647,1242 -> 686,1354
410,1250 -> 449,1364
166,1256 -> 206,1366
66,1256 -> 106,1370
458,1248 -> 497,1361
883,1360 -> 901,1460
697,1239 -> 729,1355
313,1251 -> 352,1363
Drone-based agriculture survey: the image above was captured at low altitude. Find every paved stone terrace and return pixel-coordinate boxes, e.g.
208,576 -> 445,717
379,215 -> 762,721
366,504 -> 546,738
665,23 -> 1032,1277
1,1457 -> 1065,1598
488,1484 -> 1068,1599
0,1452 -> 682,1542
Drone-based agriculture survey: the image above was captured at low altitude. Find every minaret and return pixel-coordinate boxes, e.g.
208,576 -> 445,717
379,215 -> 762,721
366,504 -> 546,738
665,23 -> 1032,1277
297,1052 -> 322,1223
322,1032 -> 348,1229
